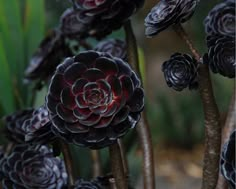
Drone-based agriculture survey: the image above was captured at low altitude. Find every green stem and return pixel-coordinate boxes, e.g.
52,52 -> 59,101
124,20 -> 155,189
174,24 -> 221,189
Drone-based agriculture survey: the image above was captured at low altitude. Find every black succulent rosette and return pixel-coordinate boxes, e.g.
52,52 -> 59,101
162,53 -> 198,91
73,179 -> 103,189
94,39 -> 127,61
60,8 -> 92,39
24,106 -> 56,144
204,0 -> 235,37
145,0 -> 199,37
46,50 -> 144,149
203,35 -> 235,78
221,130 -> 235,189
24,29 -> 73,82
0,144 -> 68,189
3,109 -> 34,143
66,0 -> 144,39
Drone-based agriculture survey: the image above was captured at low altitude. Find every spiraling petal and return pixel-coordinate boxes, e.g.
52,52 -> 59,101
49,74 -> 66,99
106,75 -> 122,97
60,87 -> 76,109
127,88 -> 144,112
95,57 -> 118,75
82,68 -> 106,81
56,104 -> 78,123
64,63 -> 87,85
73,107 -> 92,120
79,114 -> 101,126
119,75 -> 134,100
72,78 -> 88,95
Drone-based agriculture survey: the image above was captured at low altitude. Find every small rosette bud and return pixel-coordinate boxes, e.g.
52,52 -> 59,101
162,53 -> 198,91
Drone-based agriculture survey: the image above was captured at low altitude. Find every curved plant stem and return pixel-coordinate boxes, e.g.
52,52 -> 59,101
91,150 -> 102,177
174,24 -> 221,189
109,142 -> 128,189
118,139 -> 129,175
60,141 -> 75,188
222,90 -> 235,142
109,178 -> 117,189
216,90 -> 235,189
124,20 -> 155,189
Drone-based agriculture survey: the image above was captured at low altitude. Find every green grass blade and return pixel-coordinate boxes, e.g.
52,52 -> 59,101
24,0 -> 45,63
0,0 -> 24,76
0,39 -> 15,115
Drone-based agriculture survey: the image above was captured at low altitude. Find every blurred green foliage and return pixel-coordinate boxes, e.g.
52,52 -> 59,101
0,0 -> 45,117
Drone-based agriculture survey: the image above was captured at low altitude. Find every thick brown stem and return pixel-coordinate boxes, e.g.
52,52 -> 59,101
137,113 -> 155,189
109,142 -> 128,189
198,65 -> 221,189
118,139 -> 129,175
174,24 -> 221,189
173,24 -> 201,61
60,141 -> 75,188
124,20 -> 155,189
91,150 -> 102,177
222,90 -> 235,143
216,90 -> 235,189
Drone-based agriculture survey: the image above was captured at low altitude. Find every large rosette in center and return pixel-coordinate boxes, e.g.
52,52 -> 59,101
46,51 -> 144,149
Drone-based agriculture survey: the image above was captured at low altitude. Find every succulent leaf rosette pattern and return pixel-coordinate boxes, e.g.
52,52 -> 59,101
204,0 -> 235,37
0,145 -> 68,189
94,39 -> 127,61
221,130 -> 236,189
66,0 -> 144,39
204,35 -> 235,78
145,0 -> 199,36
4,109 -> 34,143
73,179 -> 103,189
60,8 -> 92,39
46,50 -> 144,149
162,53 -> 198,91
23,106 -> 56,144
24,29 -> 73,82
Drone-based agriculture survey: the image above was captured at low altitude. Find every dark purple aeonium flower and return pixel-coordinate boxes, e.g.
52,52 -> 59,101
64,0 -> 144,39
46,50 -> 144,149
73,178 -> 103,189
145,0 -> 199,37
203,34 -> 235,78
221,130 -> 235,189
0,144 -> 67,189
3,109 -> 34,143
24,29 -> 73,83
162,53 -> 198,91
23,106 -> 56,144
73,175 -> 133,189
3,107 -> 55,145
94,39 -> 127,61
60,8 -> 92,40
204,0 -> 235,37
